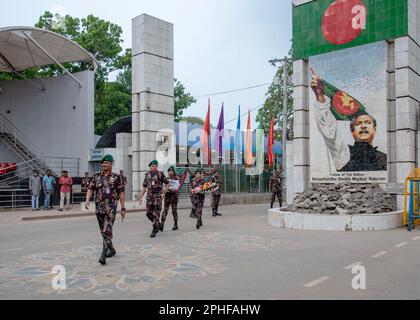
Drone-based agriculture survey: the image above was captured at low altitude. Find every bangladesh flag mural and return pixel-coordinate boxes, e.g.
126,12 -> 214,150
321,79 -> 366,121
293,0 -> 408,60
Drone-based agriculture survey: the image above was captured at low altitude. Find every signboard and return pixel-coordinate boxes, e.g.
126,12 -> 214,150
89,149 -> 104,162
308,41 -> 388,184
293,0 -> 408,60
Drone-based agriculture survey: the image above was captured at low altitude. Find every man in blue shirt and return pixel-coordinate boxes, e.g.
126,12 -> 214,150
42,170 -> 56,210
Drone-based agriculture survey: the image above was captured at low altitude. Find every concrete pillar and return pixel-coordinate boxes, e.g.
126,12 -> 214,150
394,0 -> 420,208
116,133 -> 132,200
291,59 -> 310,195
131,14 -> 175,200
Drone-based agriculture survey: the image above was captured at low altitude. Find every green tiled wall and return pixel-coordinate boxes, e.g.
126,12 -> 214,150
293,0 -> 408,60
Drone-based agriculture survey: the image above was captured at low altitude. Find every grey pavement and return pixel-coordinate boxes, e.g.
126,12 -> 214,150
0,203 -> 419,300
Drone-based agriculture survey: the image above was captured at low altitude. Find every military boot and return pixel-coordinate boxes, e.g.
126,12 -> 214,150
150,225 -> 159,238
159,221 -> 165,232
212,208 -> 217,217
190,209 -> 197,218
99,242 -> 108,265
172,220 -> 178,231
196,217 -> 203,229
215,206 -> 222,216
106,243 -> 117,258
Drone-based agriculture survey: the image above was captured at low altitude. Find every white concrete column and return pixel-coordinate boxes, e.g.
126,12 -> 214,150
292,59 -> 310,195
394,33 -> 420,208
132,14 -> 175,200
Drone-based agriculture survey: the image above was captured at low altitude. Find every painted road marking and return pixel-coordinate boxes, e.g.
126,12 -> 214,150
48,241 -> 73,247
412,236 -> 420,241
343,262 -> 363,270
0,248 -> 24,253
371,251 -> 387,259
394,242 -> 408,248
304,277 -> 330,288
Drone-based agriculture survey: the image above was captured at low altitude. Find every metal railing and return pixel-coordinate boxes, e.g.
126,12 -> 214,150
0,189 -> 32,210
0,113 -> 50,174
43,157 -> 81,177
0,187 -> 88,210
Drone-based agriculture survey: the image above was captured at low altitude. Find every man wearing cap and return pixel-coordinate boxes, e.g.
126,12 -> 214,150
139,160 -> 168,238
210,171 -> 223,217
190,169 -> 206,229
160,166 -> 180,232
85,154 -> 126,265
269,167 -> 284,208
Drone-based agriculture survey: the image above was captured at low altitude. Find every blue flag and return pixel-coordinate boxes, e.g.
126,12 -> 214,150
235,105 -> 242,165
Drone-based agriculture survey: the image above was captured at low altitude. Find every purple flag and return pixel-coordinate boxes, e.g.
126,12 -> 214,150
214,103 -> 224,163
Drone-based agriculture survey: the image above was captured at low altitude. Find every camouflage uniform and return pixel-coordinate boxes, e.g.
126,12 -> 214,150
189,176 -> 197,218
82,176 -> 90,193
161,174 -> 179,230
210,175 -> 222,215
191,177 -> 206,228
88,172 -> 125,248
143,171 -> 168,231
269,171 -> 283,208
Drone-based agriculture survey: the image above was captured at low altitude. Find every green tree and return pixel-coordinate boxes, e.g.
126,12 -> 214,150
179,116 -> 204,126
174,79 -> 197,122
256,48 -> 294,141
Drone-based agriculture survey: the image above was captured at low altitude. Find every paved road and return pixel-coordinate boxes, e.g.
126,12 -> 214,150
0,204 -> 419,300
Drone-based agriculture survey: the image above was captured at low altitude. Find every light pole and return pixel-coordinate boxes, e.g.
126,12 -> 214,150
269,57 -> 290,178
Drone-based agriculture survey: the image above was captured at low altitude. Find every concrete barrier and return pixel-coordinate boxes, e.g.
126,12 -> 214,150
268,208 -> 404,231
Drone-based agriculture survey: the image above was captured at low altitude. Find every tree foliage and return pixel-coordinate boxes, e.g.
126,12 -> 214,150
256,48 -> 294,141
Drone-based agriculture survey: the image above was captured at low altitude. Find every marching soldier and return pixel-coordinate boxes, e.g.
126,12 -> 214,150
210,171 -> 222,217
85,155 -> 126,265
190,169 -> 206,229
139,160 -> 168,238
160,166 -> 179,231
189,170 -> 197,218
269,167 -> 284,208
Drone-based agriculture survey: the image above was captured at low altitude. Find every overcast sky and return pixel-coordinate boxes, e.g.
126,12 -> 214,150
0,0 -> 292,130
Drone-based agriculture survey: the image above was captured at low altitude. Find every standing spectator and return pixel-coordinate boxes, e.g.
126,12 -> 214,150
42,170 -> 55,210
59,171 -> 73,211
29,170 -> 42,211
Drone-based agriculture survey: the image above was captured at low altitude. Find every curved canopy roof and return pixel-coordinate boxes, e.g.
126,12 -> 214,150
0,26 -> 98,73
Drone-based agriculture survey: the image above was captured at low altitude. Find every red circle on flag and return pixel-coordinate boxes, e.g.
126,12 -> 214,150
333,91 -> 360,115
322,0 -> 366,45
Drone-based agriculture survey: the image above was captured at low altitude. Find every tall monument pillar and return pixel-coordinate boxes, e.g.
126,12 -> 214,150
132,14 -> 175,200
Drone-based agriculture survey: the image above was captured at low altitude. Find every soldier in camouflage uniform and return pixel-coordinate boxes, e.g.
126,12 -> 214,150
190,169 -> 206,229
139,160 -> 168,238
85,155 -> 126,265
189,174 -> 197,218
269,167 -> 283,208
210,171 -> 222,217
160,166 -> 179,231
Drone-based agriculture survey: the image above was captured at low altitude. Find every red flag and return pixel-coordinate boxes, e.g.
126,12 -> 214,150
268,116 -> 274,166
201,99 -> 211,166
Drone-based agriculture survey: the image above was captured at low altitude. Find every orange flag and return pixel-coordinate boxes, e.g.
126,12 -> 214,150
201,99 -> 211,166
268,116 -> 274,166
245,109 -> 252,166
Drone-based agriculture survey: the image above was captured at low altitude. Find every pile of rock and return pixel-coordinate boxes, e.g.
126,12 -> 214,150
284,183 -> 395,215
